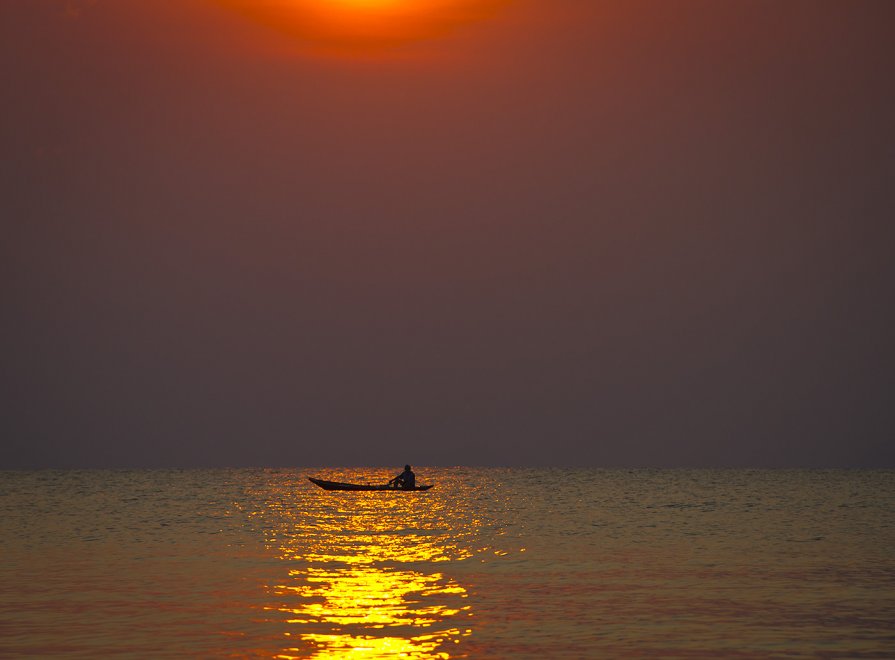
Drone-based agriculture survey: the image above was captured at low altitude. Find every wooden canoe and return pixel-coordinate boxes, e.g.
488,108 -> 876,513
308,477 -> 433,491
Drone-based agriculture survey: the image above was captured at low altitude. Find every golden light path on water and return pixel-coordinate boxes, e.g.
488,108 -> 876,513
245,470 -> 493,659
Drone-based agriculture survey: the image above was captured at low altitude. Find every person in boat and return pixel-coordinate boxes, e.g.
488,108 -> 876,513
389,464 -> 415,490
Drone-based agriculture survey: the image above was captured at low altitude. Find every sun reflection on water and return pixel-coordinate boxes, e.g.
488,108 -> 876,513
272,565 -> 471,659
254,475 -> 479,658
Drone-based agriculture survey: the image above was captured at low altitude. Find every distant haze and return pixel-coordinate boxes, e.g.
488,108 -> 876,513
2,0 -> 894,468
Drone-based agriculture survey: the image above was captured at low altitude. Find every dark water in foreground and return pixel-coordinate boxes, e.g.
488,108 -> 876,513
1,468 -> 894,657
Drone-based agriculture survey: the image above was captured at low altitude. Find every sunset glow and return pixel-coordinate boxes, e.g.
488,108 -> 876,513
217,0 -> 508,53
5,0 -> 895,655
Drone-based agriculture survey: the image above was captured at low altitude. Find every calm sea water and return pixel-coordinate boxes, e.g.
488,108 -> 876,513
2,468 -> 894,657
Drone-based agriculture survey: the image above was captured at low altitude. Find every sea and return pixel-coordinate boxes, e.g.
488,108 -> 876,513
2,468 -> 894,658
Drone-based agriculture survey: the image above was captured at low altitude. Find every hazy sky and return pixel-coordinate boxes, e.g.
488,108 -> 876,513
2,0 -> 893,469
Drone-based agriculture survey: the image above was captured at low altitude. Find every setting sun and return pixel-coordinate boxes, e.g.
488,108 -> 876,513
217,0 -> 508,54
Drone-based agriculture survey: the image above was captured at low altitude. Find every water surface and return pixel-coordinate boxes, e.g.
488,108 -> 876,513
2,468 -> 894,657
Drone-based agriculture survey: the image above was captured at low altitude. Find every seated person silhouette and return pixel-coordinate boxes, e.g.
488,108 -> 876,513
389,464 -> 416,490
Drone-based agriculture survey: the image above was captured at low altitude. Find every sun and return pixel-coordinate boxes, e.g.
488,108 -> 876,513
217,0 -> 508,54
328,0 -> 406,7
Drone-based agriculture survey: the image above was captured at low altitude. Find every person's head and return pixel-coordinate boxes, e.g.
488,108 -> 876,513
404,464 -> 411,471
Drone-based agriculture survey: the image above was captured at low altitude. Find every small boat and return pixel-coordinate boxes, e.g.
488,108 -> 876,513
308,477 -> 433,492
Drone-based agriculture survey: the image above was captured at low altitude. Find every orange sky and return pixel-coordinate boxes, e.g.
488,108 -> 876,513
2,0 -> 894,468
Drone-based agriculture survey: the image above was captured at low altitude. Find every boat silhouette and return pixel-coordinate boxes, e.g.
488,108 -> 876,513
308,476 -> 433,491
